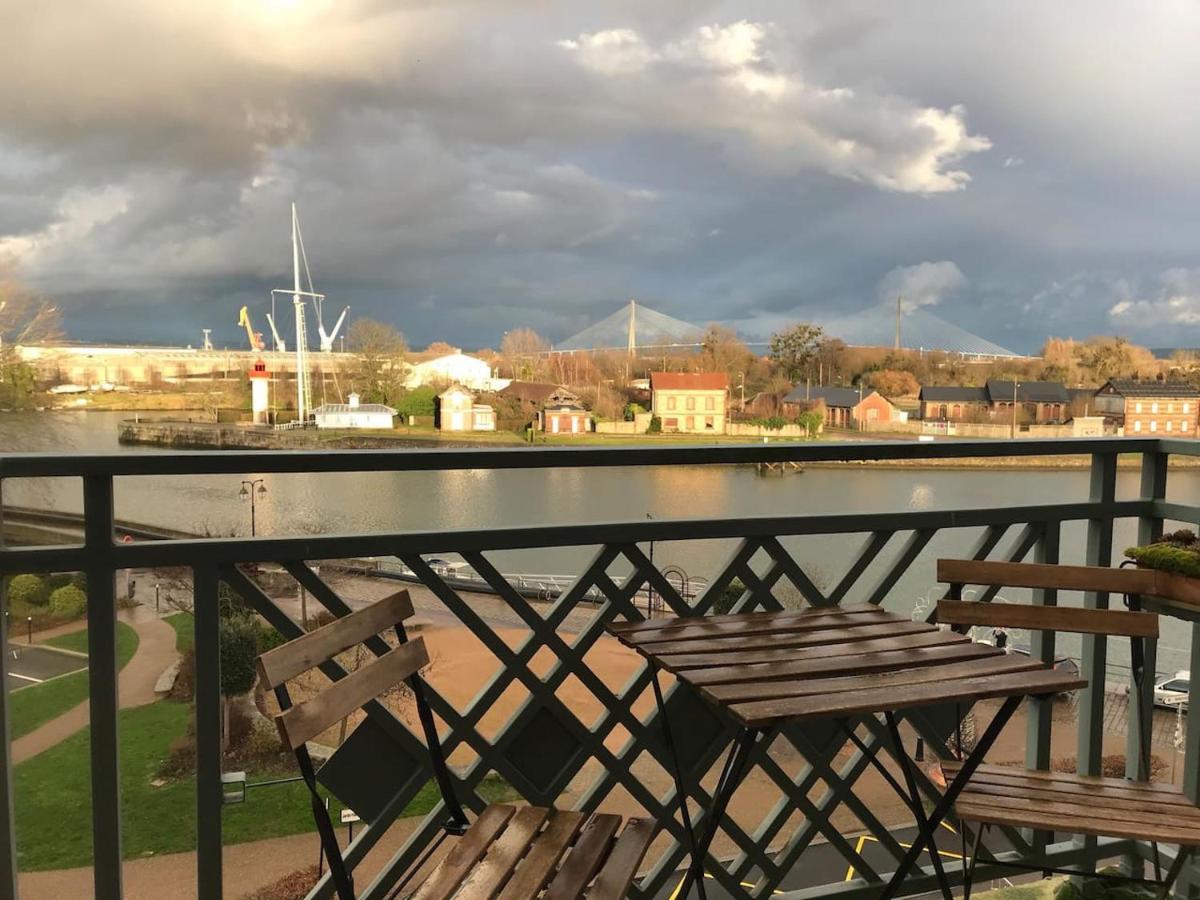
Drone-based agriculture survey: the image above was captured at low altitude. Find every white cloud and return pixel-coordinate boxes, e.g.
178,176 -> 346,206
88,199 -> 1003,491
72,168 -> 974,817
1109,268 -> 1200,325
559,21 -> 990,194
877,261 -> 968,310
0,185 -> 130,267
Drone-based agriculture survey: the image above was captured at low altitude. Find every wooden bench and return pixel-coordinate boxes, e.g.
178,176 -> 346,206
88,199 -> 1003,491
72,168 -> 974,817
258,590 -> 656,900
934,559 -> 1193,898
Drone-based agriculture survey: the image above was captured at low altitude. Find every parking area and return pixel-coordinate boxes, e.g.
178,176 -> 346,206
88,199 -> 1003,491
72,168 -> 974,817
5,643 -> 87,691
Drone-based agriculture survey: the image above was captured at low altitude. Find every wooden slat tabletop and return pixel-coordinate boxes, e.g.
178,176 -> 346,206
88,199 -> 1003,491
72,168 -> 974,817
609,605 -> 1087,729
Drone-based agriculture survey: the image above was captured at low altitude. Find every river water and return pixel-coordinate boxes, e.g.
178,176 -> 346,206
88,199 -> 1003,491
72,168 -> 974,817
2,410 -> 1197,674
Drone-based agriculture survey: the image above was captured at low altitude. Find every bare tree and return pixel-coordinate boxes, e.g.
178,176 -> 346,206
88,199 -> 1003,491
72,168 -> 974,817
347,318 -> 408,404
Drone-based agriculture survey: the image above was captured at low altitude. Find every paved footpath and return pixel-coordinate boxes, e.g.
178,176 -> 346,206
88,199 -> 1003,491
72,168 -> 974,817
11,604 -> 178,764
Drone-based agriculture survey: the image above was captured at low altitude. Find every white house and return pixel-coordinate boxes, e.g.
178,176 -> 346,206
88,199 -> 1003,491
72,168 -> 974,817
312,393 -> 396,429
407,352 -> 507,392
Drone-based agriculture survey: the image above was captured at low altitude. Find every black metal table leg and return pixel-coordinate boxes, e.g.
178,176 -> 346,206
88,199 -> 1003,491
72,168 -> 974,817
836,718 -> 952,896
879,694 -> 1024,900
674,725 -> 764,899
883,712 -> 955,900
651,669 -> 707,900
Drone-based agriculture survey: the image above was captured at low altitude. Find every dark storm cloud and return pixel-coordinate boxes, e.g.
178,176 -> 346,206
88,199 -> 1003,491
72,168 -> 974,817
0,0 -> 1197,351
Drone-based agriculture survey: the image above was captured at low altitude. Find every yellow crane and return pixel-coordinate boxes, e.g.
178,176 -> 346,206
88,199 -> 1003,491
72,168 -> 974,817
237,306 -> 266,352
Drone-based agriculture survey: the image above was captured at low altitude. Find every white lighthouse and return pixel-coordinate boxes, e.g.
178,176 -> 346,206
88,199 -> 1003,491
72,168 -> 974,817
248,358 -> 270,425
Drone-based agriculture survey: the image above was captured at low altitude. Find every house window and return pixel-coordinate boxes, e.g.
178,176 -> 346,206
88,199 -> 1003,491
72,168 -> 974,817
686,397 -> 695,411
667,397 -> 676,411
685,416 -> 694,430
1183,421 -> 1192,431
1168,402 -> 1175,413
1152,402 -> 1159,413
1186,403 -> 1192,414
1135,402 -> 1143,413
939,404 -> 948,419
705,416 -> 714,429
705,397 -> 715,411
1150,420 -> 1158,432
952,404 -> 962,418
1134,420 -> 1142,433
1168,420 -> 1174,432
665,417 -> 677,429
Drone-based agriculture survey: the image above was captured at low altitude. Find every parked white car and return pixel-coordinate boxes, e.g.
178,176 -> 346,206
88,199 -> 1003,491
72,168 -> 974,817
1153,671 -> 1190,710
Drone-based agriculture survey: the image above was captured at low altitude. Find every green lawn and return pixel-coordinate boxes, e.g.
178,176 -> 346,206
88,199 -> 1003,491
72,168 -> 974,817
42,628 -> 90,655
10,622 -> 139,740
164,611 -> 194,652
15,698 -> 512,870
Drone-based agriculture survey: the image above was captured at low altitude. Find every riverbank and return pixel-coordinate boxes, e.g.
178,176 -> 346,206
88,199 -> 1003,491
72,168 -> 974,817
116,418 -> 1200,467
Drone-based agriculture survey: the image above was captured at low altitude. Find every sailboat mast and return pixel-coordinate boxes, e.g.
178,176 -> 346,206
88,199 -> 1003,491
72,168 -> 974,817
292,202 -> 310,422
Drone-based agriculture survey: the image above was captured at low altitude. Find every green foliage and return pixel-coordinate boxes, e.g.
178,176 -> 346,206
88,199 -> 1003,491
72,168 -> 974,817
217,582 -> 249,620
218,615 -> 260,697
258,622 -> 287,654
647,415 -> 662,433
48,585 -> 87,618
45,573 -> 74,591
394,385 -> 438,419
71,572 -> 88,593
749,416 -> 789,431
0,360 -> 38,409
795,409 -> 825,438
8,574 -> 47,607
623,402 -> 646,421
1125,543 -> 1200,579
712,579 -> 746,615
769,323 -> 825,381
1052,869 -> 1155,899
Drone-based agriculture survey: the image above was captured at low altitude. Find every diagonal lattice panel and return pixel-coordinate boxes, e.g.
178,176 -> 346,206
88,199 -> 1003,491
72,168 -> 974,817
208,516 -> 1090,900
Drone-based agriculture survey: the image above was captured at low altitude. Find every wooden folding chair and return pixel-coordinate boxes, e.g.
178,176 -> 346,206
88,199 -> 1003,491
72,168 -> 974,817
257,590 -> 657,899
934,559 -> 1197,899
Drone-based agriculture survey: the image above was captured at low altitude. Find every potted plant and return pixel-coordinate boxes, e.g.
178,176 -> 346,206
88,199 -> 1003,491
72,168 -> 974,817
1125,529 -> 1200,606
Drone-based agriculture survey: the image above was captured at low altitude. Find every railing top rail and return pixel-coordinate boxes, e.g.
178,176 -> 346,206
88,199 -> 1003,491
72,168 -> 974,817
0,498 -> 1155,571
0,436 -> 1179,478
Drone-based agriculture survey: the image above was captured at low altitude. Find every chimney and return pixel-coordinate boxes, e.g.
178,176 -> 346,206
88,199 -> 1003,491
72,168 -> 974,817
348,392 -> 360,408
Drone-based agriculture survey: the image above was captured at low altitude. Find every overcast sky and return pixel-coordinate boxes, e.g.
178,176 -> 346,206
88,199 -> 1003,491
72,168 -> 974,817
2,0 -> 1199,353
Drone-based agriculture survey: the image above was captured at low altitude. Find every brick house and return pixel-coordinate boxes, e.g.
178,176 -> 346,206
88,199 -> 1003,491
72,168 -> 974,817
919,381 -> 1069,423
649,372 -> 728,433
1093,379 -> 1200,437
918,386 -> 989,421
985,380 -> 1069,423
783,385 -> 897,429
540,402 -> 592,435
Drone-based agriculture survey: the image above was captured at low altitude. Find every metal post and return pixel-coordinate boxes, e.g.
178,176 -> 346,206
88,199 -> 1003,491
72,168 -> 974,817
155,582 -> 160,613
1027,520 -> 1059,856
83,474 -> 123,899
193,566 -> 223,898
0,497 -> 18,900
1075,452 -> 1116,877
25,617 -> 30,645
1128,448 -> 1167,877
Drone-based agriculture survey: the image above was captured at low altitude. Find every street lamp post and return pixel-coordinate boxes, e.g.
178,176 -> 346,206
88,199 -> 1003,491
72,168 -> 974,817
239,478 -> 268,537
1011,380 -> 1020,440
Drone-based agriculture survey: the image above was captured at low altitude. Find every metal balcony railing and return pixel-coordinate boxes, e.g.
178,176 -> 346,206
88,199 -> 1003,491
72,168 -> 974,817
2,438 -> 1200,899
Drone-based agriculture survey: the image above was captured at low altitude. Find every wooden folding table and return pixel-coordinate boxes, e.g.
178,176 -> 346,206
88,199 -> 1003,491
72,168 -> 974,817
608,603 -> 1087,899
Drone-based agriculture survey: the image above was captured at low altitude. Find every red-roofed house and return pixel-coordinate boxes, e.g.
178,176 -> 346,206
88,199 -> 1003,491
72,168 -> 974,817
650,372 -> 729,434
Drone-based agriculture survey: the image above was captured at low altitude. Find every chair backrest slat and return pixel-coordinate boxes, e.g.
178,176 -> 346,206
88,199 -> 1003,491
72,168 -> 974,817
257,590 -> 414,689
937,598 -> 1158,638
274,638 -> 430,749
937,559 -> 1156,596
